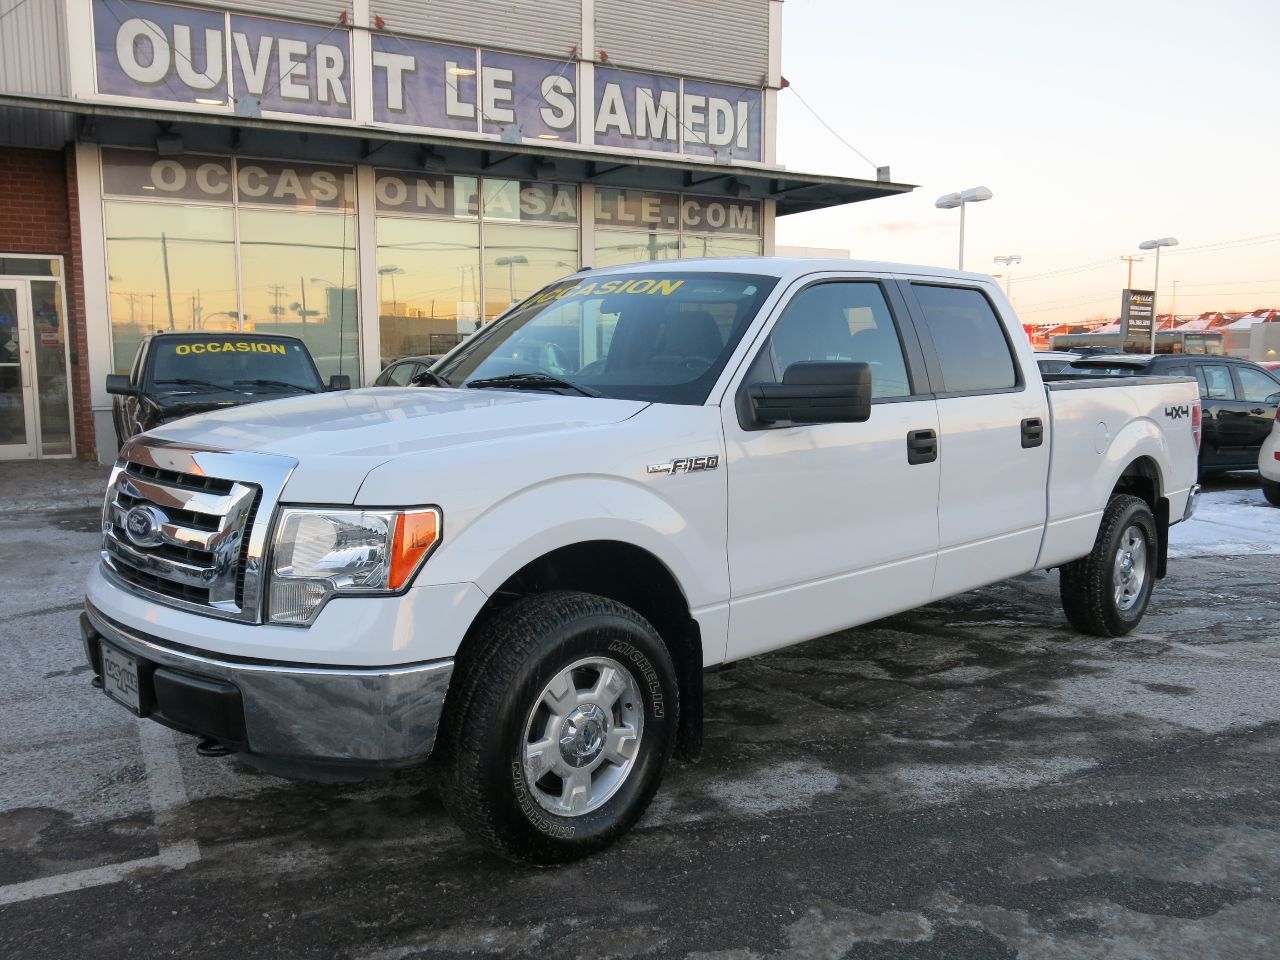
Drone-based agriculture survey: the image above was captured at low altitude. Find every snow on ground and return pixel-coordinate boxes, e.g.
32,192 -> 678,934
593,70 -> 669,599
1169,482 -> 1280,558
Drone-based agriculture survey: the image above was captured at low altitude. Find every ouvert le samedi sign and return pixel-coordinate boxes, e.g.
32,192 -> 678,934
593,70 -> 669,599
91,0 -> 764,161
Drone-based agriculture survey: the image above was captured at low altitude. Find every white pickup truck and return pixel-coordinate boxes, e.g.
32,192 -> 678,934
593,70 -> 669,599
83,258 -> 1202,863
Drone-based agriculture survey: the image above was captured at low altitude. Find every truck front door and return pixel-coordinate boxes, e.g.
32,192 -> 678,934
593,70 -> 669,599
722,277 -> 940,660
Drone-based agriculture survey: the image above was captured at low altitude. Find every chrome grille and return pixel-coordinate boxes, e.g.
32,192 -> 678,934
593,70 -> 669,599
99,439 -> 296,623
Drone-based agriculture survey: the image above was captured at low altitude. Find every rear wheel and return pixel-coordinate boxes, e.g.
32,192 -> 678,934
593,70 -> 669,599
1060,494 -> 1158,637
437,591 -> 677,864
1263,478 -> 1280,507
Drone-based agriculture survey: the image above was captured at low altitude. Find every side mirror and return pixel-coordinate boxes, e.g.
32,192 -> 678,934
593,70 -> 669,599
328,374 -> 351,391
105,374 -> 138,397
749,361 -> 872,426
1266,392 -> 1280,406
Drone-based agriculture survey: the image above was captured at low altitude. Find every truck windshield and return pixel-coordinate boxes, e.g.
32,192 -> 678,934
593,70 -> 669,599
149,339 -> 324,393
436,271 -> 779,404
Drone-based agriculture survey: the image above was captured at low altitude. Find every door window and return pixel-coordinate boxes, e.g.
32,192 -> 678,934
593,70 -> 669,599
911,284 -> 1017,393
0,287 -> 25,448
756,281 -> 913,399
1234,365 -> 1280,403
1195,364 -> 1235,400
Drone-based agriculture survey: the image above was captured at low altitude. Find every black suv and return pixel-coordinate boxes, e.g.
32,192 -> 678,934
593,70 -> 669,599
1063,354 -> 1280,477
107,333 -> 350,447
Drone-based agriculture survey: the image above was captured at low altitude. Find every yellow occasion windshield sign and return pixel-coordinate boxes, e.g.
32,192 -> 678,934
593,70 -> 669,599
173,342 -> 289,356
526,277 -> 685,307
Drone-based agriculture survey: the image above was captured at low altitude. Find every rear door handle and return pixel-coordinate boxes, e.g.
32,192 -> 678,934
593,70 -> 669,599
907,428 -> 937,465
1021,417 -> 1044,448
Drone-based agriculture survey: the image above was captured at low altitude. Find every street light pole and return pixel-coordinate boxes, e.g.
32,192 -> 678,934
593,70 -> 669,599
993,255 -> 1021,299
936,187 -> 993,270
1138,237 -> 1179,354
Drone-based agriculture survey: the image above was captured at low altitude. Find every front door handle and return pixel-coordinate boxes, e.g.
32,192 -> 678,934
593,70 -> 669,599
907,428 -> 937,465
1021,417 -> 1044,448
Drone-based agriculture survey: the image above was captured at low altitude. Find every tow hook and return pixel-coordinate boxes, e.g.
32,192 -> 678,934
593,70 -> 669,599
196,738 -> 234,758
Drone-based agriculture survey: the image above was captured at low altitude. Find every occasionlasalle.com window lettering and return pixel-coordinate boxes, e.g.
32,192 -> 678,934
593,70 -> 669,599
91,0 -> 763,161
99,149 -> 764,237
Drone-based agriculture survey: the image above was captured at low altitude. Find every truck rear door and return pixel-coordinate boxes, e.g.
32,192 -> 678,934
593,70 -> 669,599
897,281 -> 1051,600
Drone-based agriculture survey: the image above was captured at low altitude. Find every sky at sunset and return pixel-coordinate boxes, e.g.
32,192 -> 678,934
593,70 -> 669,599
772,0 -> 1280,327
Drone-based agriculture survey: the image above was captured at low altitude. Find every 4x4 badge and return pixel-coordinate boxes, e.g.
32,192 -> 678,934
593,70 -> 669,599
647,455 -> 719,476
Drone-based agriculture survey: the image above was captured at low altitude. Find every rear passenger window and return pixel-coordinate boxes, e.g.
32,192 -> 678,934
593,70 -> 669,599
760,281 -> 913,399
912,284 -> 1017,393
1235,365 -> 1280,403
1195,365 -> 1235,400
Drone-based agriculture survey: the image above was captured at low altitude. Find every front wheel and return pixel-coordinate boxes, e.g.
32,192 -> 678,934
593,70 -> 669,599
1059,494 -> 1158,637
437,591 -> 678,864
1263,478 -> 1280,507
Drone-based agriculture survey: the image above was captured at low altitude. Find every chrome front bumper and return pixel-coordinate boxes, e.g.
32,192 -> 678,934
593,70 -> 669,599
83,602 -> 453,766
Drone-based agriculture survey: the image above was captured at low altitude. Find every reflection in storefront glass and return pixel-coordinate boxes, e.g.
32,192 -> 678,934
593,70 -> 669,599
31,280 -> 72,456
237,209 -> 359,381
376,217 -> 481,364
681,235 -> 762,258
104,201 -> 237,372
593,230 -> 683,268
483,224 -> 578,320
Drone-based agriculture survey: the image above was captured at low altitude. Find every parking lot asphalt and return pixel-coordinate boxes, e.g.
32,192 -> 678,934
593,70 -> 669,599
2,462 -> 1279,959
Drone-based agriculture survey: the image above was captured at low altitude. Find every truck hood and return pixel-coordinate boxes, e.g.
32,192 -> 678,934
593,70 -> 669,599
146,388 -> 649,501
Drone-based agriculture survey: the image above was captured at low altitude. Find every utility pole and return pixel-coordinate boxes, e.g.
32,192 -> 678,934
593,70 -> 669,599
160,232 -> 176,330
1120,256 -> 1144,289
268,284 -> 287,319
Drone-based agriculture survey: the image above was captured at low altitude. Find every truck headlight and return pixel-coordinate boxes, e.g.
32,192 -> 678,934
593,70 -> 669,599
267,507 -> 441,624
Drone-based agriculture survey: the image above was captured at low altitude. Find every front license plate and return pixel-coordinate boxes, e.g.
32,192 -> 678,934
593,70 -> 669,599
101,642 -> 142,714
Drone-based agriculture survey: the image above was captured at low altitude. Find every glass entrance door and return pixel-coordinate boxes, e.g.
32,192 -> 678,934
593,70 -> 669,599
0,283 -> 36,458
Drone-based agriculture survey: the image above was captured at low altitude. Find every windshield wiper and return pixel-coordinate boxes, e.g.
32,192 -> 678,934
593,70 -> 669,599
154,377 -> 227,391
465,372 -> 601,398
233,379 -> 317,393
409,369 -> 451,387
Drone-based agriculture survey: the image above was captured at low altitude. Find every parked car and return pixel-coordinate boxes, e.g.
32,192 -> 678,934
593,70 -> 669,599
373,354 -> 442,386
1034,350 -> 1083,376
1061,353 -> 1280,478
1258,360 -> 1280,373
107,333 -> 349,447
1260,412 -> 1280,505
83,259 -> 1201,864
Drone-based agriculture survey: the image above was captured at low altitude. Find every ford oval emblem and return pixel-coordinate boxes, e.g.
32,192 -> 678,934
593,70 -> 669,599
123,504 -> 168,548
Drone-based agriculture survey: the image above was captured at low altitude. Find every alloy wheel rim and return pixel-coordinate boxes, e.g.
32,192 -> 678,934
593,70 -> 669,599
1113,524 -> 1148,612
521,656 -> 644,817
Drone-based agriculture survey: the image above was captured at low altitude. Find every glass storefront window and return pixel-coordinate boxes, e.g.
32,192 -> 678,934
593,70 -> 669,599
681,235 -> 762,258
483,224 -> 579,320
238,209 -> 359,381
103,201 -> 237,372
376,217 -> 481,362
594,230 -> 682,268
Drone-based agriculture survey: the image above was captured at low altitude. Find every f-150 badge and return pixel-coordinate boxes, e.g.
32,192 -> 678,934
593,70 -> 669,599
647,455 -> 719,475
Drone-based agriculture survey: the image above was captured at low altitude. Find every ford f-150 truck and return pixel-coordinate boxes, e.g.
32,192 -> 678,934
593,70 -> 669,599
81,259 -> 1202,864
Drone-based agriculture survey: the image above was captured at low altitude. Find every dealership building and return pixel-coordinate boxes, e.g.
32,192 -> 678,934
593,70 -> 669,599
0,0 -> 910,463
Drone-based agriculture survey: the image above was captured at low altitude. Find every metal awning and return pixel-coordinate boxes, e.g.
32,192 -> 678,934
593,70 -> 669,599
0,95 -> 914,215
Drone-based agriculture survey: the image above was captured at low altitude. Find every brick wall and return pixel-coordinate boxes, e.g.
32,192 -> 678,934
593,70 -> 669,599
0,146 -> 94,459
